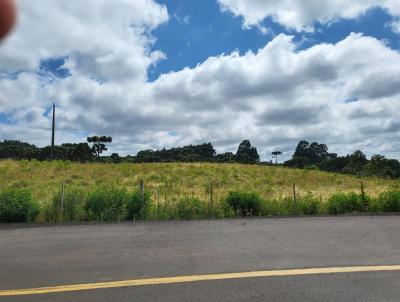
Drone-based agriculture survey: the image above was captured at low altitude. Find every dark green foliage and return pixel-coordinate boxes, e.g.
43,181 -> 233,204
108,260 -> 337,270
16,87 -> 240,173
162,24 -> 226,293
215,152 -> 236,163
377,190 -> 400,212
0,140 -> 38,160
284,156 -> 310,169
85,186 -> 128,221
110,153 -> 121,163
0,140 -> 94,162
225,191 -> 262,216
342,150 -> 368,175
284,140 -> 337,168
326,192 -> 364,215
126,189 -> 151,220
0,188 -> 39,222
235,140 -> 260,164
319,156 -> 350,173
176,197 -> 206,220
363,155 -> 400,179
285,140 -> 400,179
135,143 -> 216,163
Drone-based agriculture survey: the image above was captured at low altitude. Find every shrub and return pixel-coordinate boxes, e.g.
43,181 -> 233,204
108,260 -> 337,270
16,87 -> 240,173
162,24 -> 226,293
126,189 -> 151,220
86,186 -> 129,221
225,191 -> 262,216
298,192 -> 321,215
49,186 -> 87,222
148,201 -> 176,220
377,190 -> 400,212
326,192 -> 364,215
0,188 -> 39,222
261,198 -> 286,216
176,197 -> 206,220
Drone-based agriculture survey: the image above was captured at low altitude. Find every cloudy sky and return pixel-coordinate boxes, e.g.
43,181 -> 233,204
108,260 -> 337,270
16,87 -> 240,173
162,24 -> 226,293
1,0 -> 400,161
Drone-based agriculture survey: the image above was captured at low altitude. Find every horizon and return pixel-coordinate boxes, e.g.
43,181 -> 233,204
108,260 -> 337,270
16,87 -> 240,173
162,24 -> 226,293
1,0 -> 400,161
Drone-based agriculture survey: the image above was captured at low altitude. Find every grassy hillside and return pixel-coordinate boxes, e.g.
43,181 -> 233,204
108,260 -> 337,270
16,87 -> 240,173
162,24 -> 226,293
1,159 -> 399,207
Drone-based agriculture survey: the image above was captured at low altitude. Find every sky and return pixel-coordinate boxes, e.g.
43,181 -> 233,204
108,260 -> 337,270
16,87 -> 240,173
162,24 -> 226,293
0,0 -> 400,161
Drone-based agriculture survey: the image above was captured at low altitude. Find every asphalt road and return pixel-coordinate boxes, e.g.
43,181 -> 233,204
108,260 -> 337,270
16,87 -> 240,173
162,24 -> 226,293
1,216 -> 400,301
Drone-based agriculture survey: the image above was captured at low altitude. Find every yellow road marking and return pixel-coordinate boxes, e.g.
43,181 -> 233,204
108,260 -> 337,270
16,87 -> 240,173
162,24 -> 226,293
1,265 -> 400,296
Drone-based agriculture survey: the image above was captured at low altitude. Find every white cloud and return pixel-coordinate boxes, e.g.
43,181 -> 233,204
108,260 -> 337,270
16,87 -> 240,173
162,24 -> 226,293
218,0 -> 400,31
1,1 -> 400,161
388,19 -> 400,33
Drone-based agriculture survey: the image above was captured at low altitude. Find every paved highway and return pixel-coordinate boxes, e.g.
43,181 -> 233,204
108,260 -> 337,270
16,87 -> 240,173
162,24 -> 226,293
1,216 -> 400,301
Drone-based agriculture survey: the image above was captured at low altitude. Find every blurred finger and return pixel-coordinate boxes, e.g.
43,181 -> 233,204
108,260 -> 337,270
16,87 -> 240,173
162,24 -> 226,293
0,0 -> 16,41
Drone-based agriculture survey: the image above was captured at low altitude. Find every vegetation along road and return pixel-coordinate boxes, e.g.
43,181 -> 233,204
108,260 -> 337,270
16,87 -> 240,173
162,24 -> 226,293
1,216 -> 400,301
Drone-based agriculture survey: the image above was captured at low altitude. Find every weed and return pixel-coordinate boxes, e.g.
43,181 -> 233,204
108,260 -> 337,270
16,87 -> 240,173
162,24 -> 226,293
225,191 -> 263,216
0,187 -> 39,222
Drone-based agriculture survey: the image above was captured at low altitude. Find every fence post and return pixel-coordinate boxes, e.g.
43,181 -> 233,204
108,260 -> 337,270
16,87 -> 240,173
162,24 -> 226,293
360,181 -> 366,210
292,183 -> 297,209
139,179 -> 145,203
210,181 -> 214,218
60,182 -> 65,222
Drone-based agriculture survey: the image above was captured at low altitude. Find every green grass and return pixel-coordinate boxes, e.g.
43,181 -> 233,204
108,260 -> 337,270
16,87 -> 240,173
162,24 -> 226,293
1,159 -> 400,222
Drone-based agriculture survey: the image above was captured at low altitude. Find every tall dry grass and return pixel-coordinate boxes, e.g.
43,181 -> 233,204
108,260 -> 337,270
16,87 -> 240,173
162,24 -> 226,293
1,159 -> 399,209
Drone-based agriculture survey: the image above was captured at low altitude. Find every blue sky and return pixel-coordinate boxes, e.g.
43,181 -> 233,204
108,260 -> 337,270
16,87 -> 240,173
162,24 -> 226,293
149,2 -> 400,81
1,0 -> 400,160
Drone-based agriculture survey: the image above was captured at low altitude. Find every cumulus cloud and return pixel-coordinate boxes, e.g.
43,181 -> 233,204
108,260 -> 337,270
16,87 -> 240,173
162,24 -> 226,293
217,0 -> 400,31
148,33 -> 400,158
388,19 -> 400,33
1,1 -> 400,160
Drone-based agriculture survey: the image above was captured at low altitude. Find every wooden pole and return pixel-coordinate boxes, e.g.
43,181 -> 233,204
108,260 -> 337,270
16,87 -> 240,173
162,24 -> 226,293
210,181 -> 214,218
139,180 -> 145,203
360,181 -> 365,210
60,182 -> 65,222
51,102 -> 55,161
292,183 -> 297,207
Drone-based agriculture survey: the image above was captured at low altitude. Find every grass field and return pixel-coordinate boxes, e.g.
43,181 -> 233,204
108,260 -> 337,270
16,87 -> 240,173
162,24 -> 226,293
1,159 -> 399,207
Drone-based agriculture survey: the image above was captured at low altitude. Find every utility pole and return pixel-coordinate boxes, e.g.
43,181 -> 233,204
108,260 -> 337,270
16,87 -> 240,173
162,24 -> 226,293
51,102 -> 55,160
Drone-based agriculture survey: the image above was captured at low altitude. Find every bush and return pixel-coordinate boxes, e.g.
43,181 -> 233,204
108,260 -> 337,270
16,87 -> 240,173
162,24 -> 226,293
225,191 -> 263,216
0,188 -> 39,222
126,189 -> 151,220
298,192 -> 321,215
326,192 -> 364,215
261,198 -> 286,216
49,186 -> 87,222
377,190 -> 400,212
148,201 -> 176,220
86,186 -> 129,221
176,197 -> 206,220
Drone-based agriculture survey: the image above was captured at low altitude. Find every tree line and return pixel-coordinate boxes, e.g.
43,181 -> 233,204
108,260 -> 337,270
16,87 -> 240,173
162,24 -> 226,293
0,139 -> 260,164
284,140 -> 400,179
1,138 -> 399,179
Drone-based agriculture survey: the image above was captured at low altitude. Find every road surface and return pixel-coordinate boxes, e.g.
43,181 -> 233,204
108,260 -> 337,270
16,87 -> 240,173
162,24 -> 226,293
1,216 -> 400,301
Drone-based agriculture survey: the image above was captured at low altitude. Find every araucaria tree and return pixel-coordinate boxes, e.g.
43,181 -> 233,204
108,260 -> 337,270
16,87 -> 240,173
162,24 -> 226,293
272,151 -> 282,165
87,136 -> 112,159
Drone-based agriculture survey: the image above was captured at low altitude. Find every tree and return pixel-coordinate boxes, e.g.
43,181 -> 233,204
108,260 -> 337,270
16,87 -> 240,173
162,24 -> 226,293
363,155 -> 400,179
319,156 -> 350,173
235,140 -> 260,164
288,140 -> 337,168
110,153 -> 121,164
272,151 -> 282,165
87,136 -> 112,159
215,152 -> 235,163
342,150 -> 368,175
